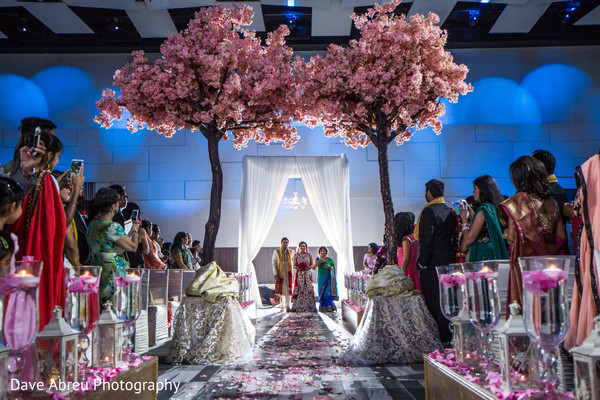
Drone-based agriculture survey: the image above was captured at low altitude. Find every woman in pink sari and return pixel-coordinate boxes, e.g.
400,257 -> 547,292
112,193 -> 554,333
395,212 -> 422,294
565,154 -> 600,349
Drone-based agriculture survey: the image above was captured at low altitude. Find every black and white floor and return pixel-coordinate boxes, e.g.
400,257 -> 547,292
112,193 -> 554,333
151,308 -> 427,400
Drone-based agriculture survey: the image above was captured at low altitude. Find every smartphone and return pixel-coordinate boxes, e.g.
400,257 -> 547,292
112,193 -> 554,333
131,209 -> 139,222
452,200 -> 466,215
31,127 -> 41,156
68,159 -> 84,180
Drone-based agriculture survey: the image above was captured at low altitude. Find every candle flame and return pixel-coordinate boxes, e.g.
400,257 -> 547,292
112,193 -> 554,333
548,264 -> 558,270
520,375 -> 526,381
83,271 -> 91,276
19,270 -> 30,276
481,266 -> 490,272
50,378 -> 56,385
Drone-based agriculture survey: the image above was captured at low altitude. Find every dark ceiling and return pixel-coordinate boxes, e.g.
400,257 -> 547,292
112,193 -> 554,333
0,0 -> 599,54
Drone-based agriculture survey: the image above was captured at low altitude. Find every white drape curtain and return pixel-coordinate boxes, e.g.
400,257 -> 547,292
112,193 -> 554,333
238,155 -> 354,306
296,156 -> 353,300
238,157 -> 295,308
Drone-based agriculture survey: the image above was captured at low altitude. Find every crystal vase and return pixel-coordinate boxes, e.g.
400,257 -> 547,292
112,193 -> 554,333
436,264 -> 467,360
64,266 -> 101,380
462,260 -> 501,374
519,256 -> 571,399
112,269 -> 144,364
0,260 -> 42,394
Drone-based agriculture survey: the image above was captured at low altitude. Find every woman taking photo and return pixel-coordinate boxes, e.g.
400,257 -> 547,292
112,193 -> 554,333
458,175 -> 508,262
87,187 -> 142,304
314,246 -> 338,312
7,132 -> 67,330
170,231 -> 193,269
291,241 -> 317,313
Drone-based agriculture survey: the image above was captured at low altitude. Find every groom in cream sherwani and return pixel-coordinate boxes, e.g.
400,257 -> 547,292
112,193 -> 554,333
272,237 -> 293,312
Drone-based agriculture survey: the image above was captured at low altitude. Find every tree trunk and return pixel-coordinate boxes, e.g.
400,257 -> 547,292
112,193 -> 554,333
202,125 -> 223,264
375,140 -> 398,265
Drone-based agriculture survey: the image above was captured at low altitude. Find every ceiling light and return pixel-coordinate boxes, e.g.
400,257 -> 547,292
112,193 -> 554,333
468,10 -> 480,27
282,192 -> 308,210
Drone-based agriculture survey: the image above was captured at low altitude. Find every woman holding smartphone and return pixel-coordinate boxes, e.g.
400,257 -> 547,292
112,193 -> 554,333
87,187 -> 143,304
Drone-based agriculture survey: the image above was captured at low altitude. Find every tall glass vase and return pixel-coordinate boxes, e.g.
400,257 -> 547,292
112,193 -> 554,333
112,269 -> 144,364
0,260 -> 42,395
436,264 -> 466,359
64,266 -> 101,380
519,256 -> 570,399
462,261 -> 501,374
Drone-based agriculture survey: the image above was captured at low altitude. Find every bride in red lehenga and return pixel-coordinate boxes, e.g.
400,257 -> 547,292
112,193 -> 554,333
290,241 -> 317,313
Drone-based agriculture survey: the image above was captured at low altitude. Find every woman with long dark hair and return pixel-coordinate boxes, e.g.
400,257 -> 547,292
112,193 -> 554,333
170,231 -> 192,269
458,175 -> 508,262
499,156 -> 567,310
395,212 -> 422,294
6,132 -> 68,330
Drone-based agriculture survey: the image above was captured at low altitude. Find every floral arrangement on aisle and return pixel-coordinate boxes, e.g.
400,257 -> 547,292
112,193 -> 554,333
296,0 -> 472,262
429,349 -> 576,400
96,4 -> 300,264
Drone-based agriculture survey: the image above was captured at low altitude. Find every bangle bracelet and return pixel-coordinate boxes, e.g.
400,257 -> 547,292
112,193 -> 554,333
461,223 -> 470,230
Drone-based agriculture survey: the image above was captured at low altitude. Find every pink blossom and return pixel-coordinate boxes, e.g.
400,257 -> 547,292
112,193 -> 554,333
67,277 -> 86,293
522,270 -> 566,294
485,370 -> 502,387
465,270 -> 498,280
439,273 -> 466,288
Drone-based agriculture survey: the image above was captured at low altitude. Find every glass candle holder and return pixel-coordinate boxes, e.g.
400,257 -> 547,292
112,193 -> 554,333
0,260 -> 43,392
519,256 -> 570,399
112,269 -> 145,363
436,264 -> 467,361
462,260 -> 501,374
64,266 -> 101,380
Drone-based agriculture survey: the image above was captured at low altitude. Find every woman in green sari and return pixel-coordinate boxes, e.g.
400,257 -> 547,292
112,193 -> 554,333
314,246 -> 338,312
459,175 -> 509,261
87,187 -> 142,304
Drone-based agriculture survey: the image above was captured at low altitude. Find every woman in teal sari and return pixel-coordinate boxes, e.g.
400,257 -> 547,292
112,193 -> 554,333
314,246 -> 338,312
459,175 -> 509,261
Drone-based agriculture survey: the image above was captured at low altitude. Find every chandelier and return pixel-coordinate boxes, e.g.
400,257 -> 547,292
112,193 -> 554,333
282,192 -> 308,210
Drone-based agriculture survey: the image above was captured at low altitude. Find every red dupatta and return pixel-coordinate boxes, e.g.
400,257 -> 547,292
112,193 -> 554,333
7,172 -> 66,330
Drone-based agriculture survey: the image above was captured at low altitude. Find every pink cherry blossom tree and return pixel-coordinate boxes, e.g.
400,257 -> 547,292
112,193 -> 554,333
96,4 -> 300,264
296,0 -> 472,264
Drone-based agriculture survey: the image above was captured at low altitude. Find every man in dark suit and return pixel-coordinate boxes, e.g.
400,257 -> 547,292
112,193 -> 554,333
416,179 -> 457,344
532,150 -> 570,253
532,150 -> 568,220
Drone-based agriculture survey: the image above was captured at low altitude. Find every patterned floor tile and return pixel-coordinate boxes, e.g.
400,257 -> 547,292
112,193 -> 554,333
155,307 -> 427,400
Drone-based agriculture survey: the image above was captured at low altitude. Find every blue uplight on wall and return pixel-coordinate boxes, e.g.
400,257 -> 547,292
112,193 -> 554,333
0,74 -> 49,129
447,77 -> 542,125
520,63 -> 593,123
31,66 -> 96,128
